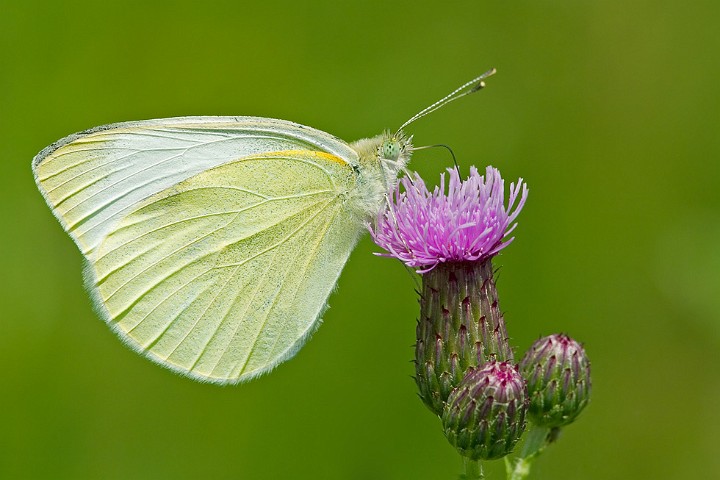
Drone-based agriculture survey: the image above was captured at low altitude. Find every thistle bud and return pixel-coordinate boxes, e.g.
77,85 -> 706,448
442,361 -> 528,460
519,334 -> 591,427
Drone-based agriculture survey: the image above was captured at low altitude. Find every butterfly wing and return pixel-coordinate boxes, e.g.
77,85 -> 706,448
33,118 -> 366,384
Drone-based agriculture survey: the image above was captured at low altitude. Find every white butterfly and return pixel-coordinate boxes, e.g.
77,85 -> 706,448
32,70 -> 495,384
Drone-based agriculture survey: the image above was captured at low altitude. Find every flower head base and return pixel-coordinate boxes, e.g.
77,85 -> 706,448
415,260 -> 514,415
370,166 -> 528,272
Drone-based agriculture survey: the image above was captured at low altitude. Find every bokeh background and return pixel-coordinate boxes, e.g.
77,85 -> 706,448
2,1 -> 718,479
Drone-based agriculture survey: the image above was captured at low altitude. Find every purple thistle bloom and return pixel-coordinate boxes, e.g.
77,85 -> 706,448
370,166 -> 528,272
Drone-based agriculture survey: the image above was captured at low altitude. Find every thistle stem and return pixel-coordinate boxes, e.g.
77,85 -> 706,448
521,424 -> 551,458
463,458 -> 484,479
505,425 -> 554,480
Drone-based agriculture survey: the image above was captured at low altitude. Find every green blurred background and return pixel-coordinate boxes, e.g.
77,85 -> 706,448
2,1 -> 719,478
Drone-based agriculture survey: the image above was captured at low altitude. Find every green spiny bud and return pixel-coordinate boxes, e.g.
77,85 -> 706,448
519,334 -> 591,428
442,361 -> 528,460
415,260 -> 514,415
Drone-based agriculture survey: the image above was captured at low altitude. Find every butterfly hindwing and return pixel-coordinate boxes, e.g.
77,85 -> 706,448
88,150 -> 363,384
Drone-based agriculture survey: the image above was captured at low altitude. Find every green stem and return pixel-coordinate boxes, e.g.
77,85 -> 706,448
463,458 -> 484,479
505,456 -> 531,480
521,424 -> 551,459
505,425 -> 554,480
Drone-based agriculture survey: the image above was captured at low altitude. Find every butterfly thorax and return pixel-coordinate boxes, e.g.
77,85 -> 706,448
349,131 -> 412,220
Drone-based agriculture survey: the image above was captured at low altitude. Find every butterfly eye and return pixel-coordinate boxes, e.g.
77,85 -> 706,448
381,139 -> 402,161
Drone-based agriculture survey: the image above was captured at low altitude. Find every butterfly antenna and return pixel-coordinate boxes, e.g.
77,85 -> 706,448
396,68 -> 497,134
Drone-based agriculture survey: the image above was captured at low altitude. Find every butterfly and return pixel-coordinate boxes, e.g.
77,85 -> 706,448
32,69 -> 495,384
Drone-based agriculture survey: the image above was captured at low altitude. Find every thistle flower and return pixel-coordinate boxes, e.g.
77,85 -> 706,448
370,166 -> 528,415
371,166 -> 527,273
519,334 -> 591,428
442,361 -> 528,461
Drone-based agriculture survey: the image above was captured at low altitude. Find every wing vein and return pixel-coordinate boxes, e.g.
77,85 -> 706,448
124,266 -> 217,335
95,188 -> 333,265
233,201 -> 342,378
39,148 -> 140,182
187,248 -> 282,374
158,264 -> 241,358
214,199 -> 337,270
140,271 -> 224,350
101,192 -> 332,298
103,211 -> 241,304
263,204 -> 342,362
62,151 -> 186,218
217,198 -> 337,376
58,133 -> 252,212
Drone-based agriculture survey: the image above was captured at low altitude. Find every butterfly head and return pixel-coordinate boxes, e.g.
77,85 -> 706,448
377,130 -> 413,181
